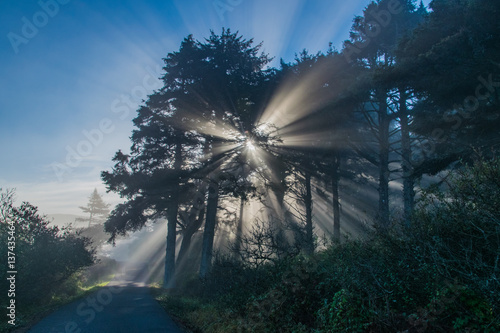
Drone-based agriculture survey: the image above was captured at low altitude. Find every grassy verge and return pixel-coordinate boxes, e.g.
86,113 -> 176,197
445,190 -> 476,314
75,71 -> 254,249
1,275 -> 114,333
152,287 -> 242,333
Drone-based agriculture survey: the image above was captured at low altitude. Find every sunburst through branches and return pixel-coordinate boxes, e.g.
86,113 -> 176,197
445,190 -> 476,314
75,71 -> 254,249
102,30 -> 372,287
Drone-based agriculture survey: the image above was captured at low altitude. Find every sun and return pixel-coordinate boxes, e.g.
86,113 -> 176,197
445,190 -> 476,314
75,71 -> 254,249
245,139 -> 255,151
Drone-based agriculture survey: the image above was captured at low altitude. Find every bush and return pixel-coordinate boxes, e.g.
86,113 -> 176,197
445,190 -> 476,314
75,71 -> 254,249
316,288 -> 374,332
0,189 -> 96,307
411,158 -> 500,313
406,282 -> 498,332
155,158 -> 500,332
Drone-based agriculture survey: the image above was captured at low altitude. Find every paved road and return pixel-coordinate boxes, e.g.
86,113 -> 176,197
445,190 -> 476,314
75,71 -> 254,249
28,280 -> 184,333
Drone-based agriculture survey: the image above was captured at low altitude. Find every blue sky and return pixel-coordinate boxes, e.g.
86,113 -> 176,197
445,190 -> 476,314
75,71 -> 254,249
0,0 -> 430,215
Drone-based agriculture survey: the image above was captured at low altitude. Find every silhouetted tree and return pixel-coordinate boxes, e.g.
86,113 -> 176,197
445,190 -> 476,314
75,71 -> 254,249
103,29 -> 273,283
343,0 -> 426,226
398,0 -> 500,170
275,50 -> 361,242
182,29 -> 272,277
102,109 -> 193,288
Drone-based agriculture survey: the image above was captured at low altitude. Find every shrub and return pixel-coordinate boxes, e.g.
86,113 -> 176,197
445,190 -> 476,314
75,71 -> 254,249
157,158 -> 500,332
0,189 -> 95,307
410,158 -> 500,314
316,289 -> 373,332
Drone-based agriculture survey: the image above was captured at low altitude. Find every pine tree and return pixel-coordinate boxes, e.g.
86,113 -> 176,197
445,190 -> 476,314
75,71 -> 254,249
343,0 -> 426,227
77,189 -> 110,228
398,0 -> 500,169
102,29 -> 272,285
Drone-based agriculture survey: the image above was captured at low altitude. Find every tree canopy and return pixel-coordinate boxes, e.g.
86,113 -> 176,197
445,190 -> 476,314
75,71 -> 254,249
102,0 -> 500,290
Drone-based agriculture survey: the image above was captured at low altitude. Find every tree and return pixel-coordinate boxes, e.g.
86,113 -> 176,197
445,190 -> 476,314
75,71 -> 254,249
102,108 -> 192,288
102,29 -> 273,284
77,189 -> 110,228
343,0 -> 426,227
171,29 -> 272,278
259,50 -> 359,245
397,0 -> 500,170
0,189 -> 95,304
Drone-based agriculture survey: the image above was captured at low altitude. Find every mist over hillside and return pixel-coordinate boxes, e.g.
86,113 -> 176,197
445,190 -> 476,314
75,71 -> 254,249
47,214 -> 87,228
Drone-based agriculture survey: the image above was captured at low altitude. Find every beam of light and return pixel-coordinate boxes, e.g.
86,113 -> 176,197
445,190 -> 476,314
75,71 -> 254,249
298,2 -> 368,54
250,149 -> 286,187
248,0 -> 306,66
100,219 -> 170,285
209,142 -> 242,160
245,139 -> 255,151
102,5 -> 383,281
257,57 -> 339,131
168,110 -> 243,142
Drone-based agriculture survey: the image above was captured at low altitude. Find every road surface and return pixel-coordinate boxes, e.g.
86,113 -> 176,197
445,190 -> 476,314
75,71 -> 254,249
28,280 -> 184,333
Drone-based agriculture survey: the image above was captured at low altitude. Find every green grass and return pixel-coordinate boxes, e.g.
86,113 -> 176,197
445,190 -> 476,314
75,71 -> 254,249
152,287 -> 239,333
0,275 -> 115,333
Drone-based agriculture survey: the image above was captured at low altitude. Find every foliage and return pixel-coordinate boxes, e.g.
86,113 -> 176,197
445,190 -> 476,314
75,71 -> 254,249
104,0 -> 500,288
399,0 -> 500,165
79,256 -> 120,286
155,158 -> 500,332
76,188 -> 110,227
104,0 -> 499,329
0,189 -> 96,306
102,29 -> 275,285
410,157 -> 500,312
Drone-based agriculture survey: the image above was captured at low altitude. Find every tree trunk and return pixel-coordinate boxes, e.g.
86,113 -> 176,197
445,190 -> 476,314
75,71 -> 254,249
268,155 -> 287,219
164,198 -> 179,288
304,169 -> 313,254
88,211 -> 93,228
331,153 -> 341,241
378,92 -> 390,229
399,89 -> 415,225
177,204 -> 205,267
199,180 -> 219,278
164,141 -> 182,288
234,197 -> 245,256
